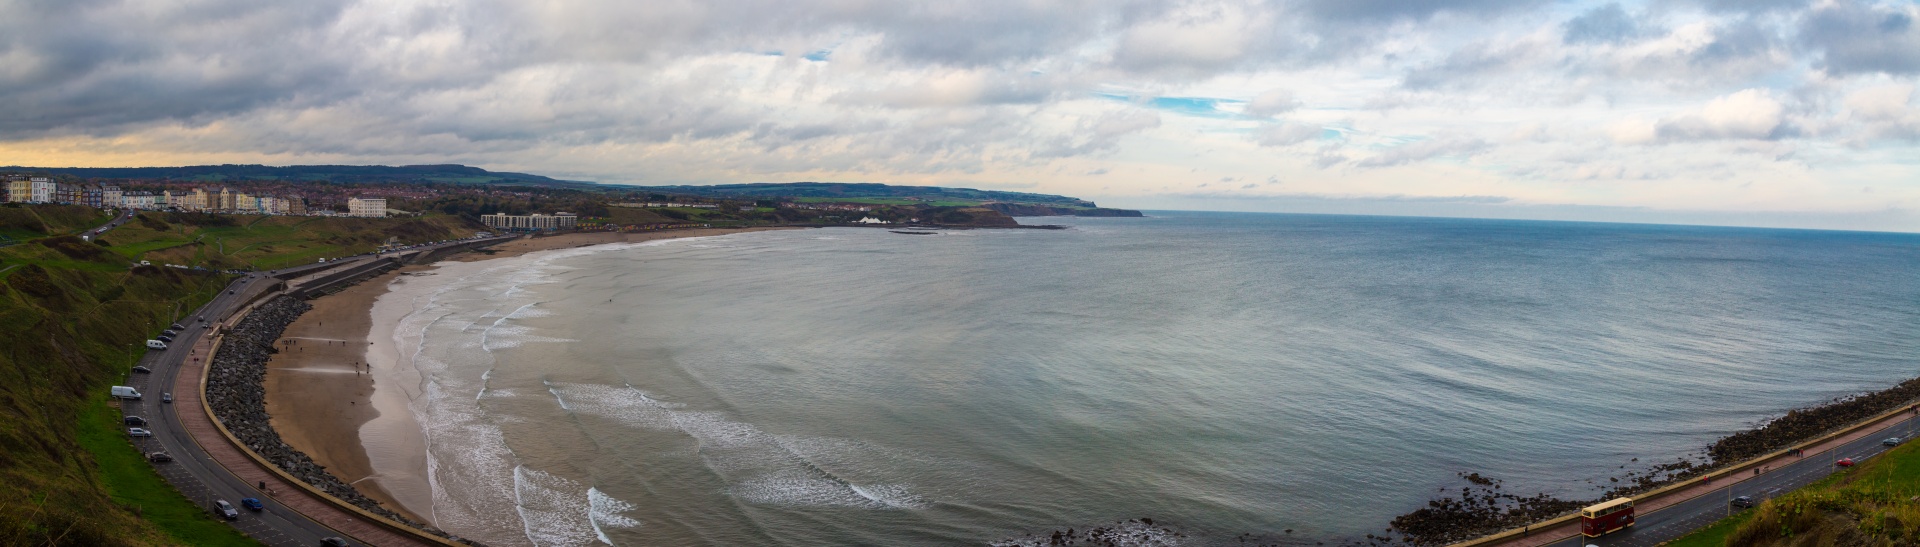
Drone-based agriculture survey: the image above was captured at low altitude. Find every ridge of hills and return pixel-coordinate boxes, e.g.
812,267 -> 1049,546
3,165 -> 1141,215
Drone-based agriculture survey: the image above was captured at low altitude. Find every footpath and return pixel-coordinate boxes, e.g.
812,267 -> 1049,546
172,267 -> 444,546
173,328 -> 438,546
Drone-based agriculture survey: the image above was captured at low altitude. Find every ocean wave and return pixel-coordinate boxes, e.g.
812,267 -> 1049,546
549,382 -> 928,510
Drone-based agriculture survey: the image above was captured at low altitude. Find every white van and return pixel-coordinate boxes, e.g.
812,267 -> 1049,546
146,340 -> 168,350
111,386 -> 142,400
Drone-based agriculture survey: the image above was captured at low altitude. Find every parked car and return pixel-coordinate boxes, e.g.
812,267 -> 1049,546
145,340 -> 167,350
214,499 -> 239,520
147,452 -> 173,463
227,290 -> 235,294
1837,457 -> 1856,467
170,323 -> 185,330
240,498 -> 263,511
320,537 -> 351,547
162,393 -> 172,404
127,427 -> 153,437
161,329 -> 177,337
1731,495 -> 1754,508
123,416 -> 147,427
155,335 -> 173,343
1885,437 -> 1904,447
131,366 -> 152,374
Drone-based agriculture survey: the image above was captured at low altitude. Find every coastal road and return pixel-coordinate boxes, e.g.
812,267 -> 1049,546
113,236 -> 512,546
86,208 -> 132,239
1531,413 -> 1920,547
118,269 -> 361,547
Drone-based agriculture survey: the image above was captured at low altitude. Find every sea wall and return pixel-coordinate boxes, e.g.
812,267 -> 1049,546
205,295 -> 462,542
293,258 -> 401,299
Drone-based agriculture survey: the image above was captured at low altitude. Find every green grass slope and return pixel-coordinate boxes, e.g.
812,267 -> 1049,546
0,204 -> 113,242
0,205 -> 485,545
92,212 -> 484,270
1671,435 -> 1920,546
0,238 -> 240,545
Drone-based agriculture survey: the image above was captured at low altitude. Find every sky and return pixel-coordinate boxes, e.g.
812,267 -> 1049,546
3,0 -> 1919,231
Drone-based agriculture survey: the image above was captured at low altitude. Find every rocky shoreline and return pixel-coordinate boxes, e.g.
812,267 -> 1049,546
206,295 -> 480,545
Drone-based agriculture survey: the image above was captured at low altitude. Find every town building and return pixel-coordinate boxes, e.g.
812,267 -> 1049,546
1,175 -> 23,202
347,197 -> 388,217
481,212 -> 578,231
29,177 -> 55,203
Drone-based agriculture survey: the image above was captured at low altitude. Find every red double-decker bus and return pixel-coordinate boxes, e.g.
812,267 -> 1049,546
1580,497 -> 1635,537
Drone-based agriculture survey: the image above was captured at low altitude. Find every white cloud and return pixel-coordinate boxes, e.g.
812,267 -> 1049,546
1256,122 -> 1321,146
1245,88 -> 1300,117
1654,89 -> 1790,141
1845,83 -> 1920,141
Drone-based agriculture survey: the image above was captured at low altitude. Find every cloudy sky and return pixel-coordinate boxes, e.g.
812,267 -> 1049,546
4,0 -> 1919,230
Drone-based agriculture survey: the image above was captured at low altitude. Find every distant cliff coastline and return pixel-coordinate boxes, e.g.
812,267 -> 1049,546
982,203 -> 1144,217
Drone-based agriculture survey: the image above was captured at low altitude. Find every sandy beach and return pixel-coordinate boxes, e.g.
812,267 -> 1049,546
261,226 -> 801,526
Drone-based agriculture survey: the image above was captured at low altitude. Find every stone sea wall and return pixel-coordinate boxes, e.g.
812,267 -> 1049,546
205,295 -> 476,545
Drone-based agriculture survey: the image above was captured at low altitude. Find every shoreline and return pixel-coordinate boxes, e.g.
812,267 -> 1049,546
262,227 -> 802,528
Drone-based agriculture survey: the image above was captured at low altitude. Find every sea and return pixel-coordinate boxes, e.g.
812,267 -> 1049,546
371,211 -> 1920,546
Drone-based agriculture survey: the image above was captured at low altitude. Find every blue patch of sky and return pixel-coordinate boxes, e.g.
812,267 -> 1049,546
1093,92 -> 1246,119
803,50 -> 832,61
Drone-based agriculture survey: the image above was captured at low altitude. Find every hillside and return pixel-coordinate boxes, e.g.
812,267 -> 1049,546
0,234 -> 238,546
1724,438 -> 1920,545
93,212 -> 486,270
1,204 -> 116,242
3,164 -> 598,189
0,205 -> 490,546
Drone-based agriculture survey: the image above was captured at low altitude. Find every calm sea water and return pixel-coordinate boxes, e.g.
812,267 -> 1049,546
382,212 -> 1920,546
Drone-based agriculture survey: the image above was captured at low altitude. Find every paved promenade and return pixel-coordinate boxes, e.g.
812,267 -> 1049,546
174,327 -> 438,546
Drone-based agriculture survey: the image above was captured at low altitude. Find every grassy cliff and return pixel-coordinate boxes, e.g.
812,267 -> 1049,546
0,236 -> 236,545
0,204 -> 114,242
0,205 -> 486,545
94,212 -> 484,270
1669,434 -> 1920,546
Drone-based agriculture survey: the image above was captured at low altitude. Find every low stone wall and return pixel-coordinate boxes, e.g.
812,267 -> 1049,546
206,295 -> 466,543
292,259 -> 400,300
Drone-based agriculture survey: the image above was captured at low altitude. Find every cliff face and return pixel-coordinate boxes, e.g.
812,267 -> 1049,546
929,207 -> 1020,227
983,203 -> 1143,217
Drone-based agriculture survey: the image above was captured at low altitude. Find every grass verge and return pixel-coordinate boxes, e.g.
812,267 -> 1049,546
75,396 -> 258,546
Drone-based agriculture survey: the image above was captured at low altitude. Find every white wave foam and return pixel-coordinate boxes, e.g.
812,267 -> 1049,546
548,382 -> 927,510
513,466 -> 602,547
588,487 -> 641,544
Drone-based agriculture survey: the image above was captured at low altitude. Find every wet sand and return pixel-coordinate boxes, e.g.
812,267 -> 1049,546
263,268 -> 426,520
454,227 -> 801,262
264,226 -> 804,525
